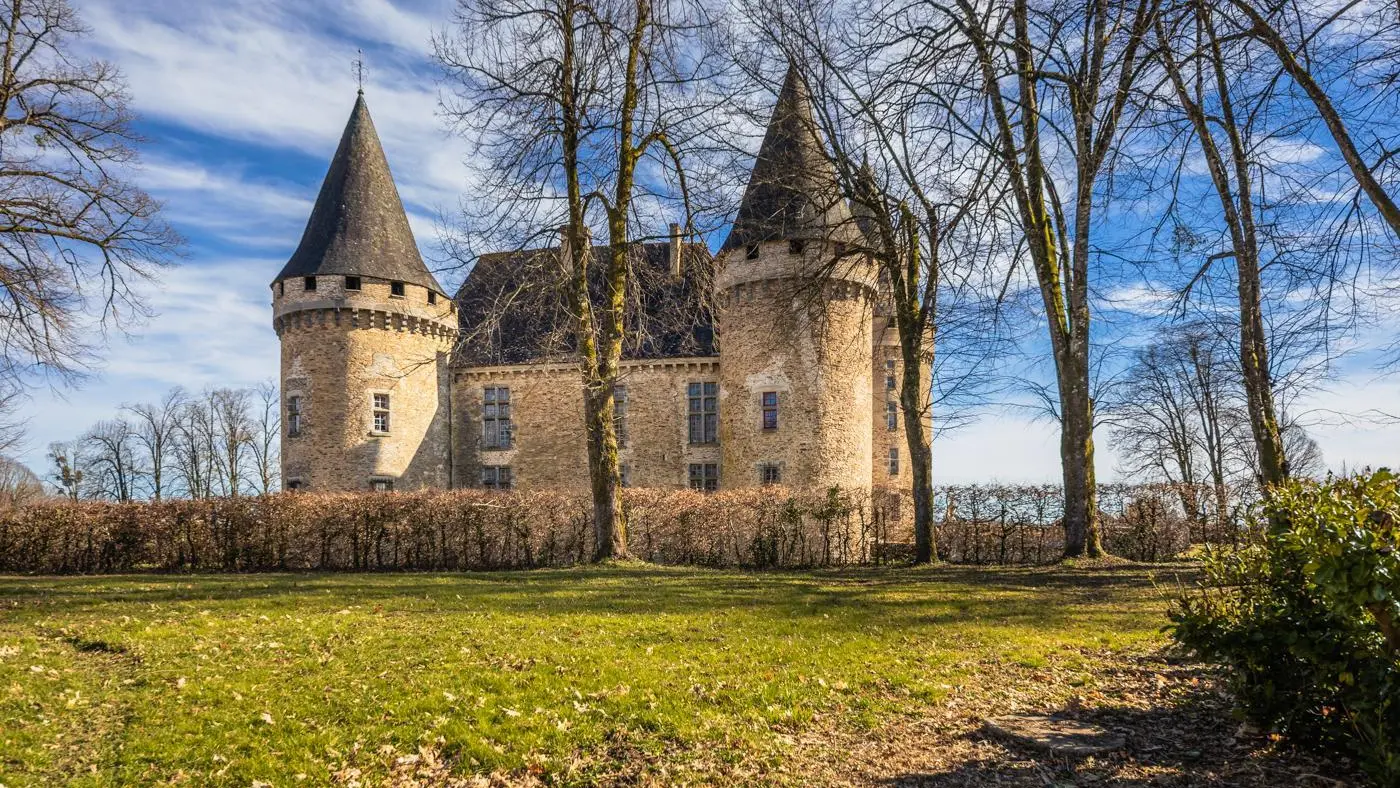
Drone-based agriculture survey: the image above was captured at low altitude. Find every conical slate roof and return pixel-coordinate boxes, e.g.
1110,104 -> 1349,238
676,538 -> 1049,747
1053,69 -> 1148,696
721,64 -> 860,252
275,93 -> 445,294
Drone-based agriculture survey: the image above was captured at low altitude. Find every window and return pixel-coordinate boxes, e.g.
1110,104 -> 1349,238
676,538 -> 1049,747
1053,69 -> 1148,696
278,281 -> 285,297
427,290 -> 437,305
483,386 -> 512,449
303,276 -> 317,292
688,463 -> 719,492
372,393 -> 391,433
287,395 -> 303,437
888,446 -> 900,476
745,244 -> 760,260
613,386 -> 628,447
370,478 -> 394,492
761,463 -> 781,485
687,382 -> 718,444
620,464 -> 632,488
885,359 -> 897,391
286,479 -> 303,491
345,275 -> 361,291
788,239 -> 805,255
761,391 -> 779,431
886,402 -> 898,431
390,281 -> 405,298
481,465 -> 512,490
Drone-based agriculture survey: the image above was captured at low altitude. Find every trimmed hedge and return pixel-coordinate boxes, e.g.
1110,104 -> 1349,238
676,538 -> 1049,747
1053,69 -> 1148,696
0,487 -> 897,573
0,482 -> 1238,574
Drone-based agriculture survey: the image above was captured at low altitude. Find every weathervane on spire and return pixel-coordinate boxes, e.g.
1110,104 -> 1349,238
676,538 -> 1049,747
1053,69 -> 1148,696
354,49 -> 366,94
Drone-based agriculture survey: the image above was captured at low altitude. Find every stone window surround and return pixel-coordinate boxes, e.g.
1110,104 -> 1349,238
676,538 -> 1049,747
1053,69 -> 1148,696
761,391 -> 779,431
687,381 -> 719,445
369,390 -> 392,436
369,476 -> 394,492
286,391 -> 305,437
688,462 -> 719,492
482,385 -> 513,449
481,465 -> 513,490
760,462 -> 782,485
886,401 -> 898,431
888,446 -> 900,476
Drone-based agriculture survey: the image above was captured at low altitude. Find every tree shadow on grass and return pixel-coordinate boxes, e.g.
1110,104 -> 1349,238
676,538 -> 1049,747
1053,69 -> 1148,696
879,683 -> 1361,787
0,563 -> 1189,637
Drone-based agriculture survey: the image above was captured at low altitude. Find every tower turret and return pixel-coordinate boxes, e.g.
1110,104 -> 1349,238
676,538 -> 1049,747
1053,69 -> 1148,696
716,65 -> 875,491
272,92 -> 457,492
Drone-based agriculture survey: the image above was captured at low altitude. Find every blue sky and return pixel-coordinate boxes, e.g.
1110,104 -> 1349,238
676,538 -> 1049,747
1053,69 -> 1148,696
14,0 -> 1400,483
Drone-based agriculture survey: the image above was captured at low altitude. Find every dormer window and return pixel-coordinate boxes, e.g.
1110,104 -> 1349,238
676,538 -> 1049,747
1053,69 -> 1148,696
345,276 -> 361,291
303,276 -> 317,292
789,239 -> 805,255
390,281 -> 405,298
427,291 -> 437,305
745,244 -> 760,260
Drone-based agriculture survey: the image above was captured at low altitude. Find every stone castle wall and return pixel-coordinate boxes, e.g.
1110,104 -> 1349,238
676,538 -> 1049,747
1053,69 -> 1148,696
276,275 -> 456,491
714,241 -> 875,490
452,359 -> 722,490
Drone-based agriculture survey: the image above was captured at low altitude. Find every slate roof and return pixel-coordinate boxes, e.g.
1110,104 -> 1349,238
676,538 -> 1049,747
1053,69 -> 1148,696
721,64 -> 861,252
453,241 -> 715,366
275,92 -> 446,295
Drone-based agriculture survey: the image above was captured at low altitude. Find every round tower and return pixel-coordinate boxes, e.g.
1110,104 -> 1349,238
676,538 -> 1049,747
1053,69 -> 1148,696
716,65 -> 875,491
272,91 -> 457,492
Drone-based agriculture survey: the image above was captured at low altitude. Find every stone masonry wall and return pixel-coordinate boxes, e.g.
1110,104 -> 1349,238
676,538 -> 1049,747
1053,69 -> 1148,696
276,274 -> 456,492
714,240 -> 874,491
452,360 -> 721,490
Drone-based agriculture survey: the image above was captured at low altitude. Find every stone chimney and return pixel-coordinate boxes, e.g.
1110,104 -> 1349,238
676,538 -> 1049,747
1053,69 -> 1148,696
668,222 -> 683,277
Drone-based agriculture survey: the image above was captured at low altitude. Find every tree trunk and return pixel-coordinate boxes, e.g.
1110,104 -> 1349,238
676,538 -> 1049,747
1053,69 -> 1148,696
902,352 -> 936,564
585,378 -> 627,560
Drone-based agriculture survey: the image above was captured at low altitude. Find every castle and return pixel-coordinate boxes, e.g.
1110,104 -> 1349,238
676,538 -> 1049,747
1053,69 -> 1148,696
272,66 -> 927,494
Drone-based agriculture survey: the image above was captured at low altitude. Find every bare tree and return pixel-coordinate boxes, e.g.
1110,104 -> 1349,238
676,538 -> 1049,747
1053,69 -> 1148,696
1218,0 -> 1400,238
45,439 -> 82,499
0,0 -> 179,395
80,417 -> 143,500
249,380 -> 280,494
0,454 -> 42,506
438,0 -> 731,559
209,387 -> 252,497
920,0 -> 1159,557
171,393 -> 217,499
1107,326 -> 1250,529
123,386 -> 186,500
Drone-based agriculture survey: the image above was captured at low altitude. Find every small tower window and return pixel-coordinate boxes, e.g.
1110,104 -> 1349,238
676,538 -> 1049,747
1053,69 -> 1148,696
789,239 -> 805,255
761,391 -> 779,430
688,463 -> 719,492
745,244 -> 760,260
390,281 -> 405,298
286,479 -> 303,491
372,393 -> 391,434
481,465 -> 513,490
345,276 -> 361,291
885,359 -> 897,390
370,478 -> 394,492
760,463 -> 781,485
427,290 -> 437,305
888,446 -> 900,476
287,395 -> 303,437
886,401 -> 898,431
277,281 -> 285,297
304,276 -> 317,292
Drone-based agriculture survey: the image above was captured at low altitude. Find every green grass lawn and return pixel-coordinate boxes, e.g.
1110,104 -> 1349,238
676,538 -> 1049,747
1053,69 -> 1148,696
0,563 -> 1191,786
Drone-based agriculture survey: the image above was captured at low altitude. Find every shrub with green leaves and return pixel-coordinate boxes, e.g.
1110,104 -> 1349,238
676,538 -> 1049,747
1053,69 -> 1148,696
1170,470 -> 1400,784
